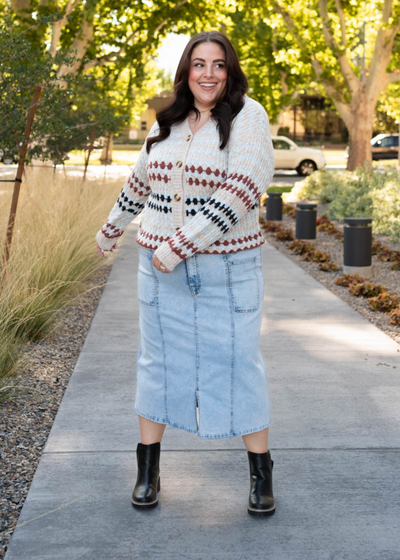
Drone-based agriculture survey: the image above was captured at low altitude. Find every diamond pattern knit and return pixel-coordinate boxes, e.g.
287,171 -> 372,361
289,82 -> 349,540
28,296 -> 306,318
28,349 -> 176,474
96,95 -> 275,271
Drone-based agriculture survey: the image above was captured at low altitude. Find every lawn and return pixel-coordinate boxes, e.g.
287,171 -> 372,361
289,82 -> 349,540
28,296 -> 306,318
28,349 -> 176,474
67,145 -> 142,166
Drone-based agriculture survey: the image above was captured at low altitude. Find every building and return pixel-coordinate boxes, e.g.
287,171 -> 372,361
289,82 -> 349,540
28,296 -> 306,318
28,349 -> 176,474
128,91 -> 174,141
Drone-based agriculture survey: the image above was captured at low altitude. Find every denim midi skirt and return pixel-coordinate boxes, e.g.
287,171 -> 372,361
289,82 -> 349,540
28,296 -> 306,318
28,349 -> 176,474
133,244 -> 271,439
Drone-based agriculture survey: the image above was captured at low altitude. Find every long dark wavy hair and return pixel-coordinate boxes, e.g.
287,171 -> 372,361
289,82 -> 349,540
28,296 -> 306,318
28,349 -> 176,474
146,31 -> 248,154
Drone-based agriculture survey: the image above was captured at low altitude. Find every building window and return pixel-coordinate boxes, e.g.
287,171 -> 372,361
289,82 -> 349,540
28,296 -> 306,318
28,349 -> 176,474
141,121 -> 147,131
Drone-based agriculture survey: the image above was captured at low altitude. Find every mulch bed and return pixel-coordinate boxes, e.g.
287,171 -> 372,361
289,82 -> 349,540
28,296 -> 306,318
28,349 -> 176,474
0,260 -> 114,559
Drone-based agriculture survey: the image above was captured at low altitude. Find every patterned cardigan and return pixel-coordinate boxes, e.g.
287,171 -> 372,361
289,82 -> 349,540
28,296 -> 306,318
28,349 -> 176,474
96,95 -> 275,272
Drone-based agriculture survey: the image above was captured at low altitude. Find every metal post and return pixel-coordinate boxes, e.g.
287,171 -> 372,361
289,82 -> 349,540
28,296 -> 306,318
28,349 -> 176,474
2,85 -> 42,274
295,203 -> 317,239
343,217 -> 372,278
266,192 -> 283,221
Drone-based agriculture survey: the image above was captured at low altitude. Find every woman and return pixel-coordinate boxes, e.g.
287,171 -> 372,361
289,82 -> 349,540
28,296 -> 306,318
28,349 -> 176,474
96,31 -> 275,516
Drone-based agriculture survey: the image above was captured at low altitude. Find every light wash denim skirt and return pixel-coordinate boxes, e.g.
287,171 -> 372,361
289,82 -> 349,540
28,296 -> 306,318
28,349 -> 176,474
133,244 -> 271,439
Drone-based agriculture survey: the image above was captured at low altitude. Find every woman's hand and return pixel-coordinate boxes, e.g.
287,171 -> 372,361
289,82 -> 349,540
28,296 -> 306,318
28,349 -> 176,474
96,242 -> 117,258
153,254 -> 171,273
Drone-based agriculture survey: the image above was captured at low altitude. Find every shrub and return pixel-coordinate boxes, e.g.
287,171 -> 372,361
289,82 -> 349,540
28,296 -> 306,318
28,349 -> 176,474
335,273 -> 367,287
283,203 -> 296,218
275,228 -> 294,241
289,166 -> 400,241
368,293 -> 400,312
302,248 -> 330,263
389,307 -> 400,325
391,260 -> 400,271
262,221 -> 282,232
371,240 -> 384,255
316,214 -> 343,239
349,281 -> 388,297
372,182 -> 400,242
319,261 -> 340,272
288,239 -> 314,254
376,248 -> 400,262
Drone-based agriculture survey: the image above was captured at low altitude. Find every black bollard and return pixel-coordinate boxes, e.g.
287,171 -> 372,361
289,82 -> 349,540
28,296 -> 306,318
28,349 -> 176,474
266,192 -> 283,221
343,217 -> 372,277
295,203 -> 317,239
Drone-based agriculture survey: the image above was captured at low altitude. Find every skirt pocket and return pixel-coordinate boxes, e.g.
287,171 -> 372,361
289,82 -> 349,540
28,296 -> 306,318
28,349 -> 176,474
137,249 -> 158,306
228,254 -> 263,313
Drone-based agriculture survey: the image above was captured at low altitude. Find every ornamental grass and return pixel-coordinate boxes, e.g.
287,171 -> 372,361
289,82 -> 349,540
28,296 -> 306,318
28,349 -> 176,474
0,167 -> 123,402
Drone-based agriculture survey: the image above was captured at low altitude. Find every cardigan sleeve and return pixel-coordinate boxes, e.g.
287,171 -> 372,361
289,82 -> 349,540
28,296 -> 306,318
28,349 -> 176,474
154,101 -> 275,271
95,122 -> 159,251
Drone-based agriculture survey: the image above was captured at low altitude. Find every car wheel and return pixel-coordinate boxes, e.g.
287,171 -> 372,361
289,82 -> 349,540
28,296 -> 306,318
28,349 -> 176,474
296,160 -> 317,176
3,156 -> 14,165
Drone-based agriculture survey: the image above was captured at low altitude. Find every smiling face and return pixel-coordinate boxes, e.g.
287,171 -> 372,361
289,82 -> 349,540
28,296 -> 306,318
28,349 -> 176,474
188,41 -> 228,111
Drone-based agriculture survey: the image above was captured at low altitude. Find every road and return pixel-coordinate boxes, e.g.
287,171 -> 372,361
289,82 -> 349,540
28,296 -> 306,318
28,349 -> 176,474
0,164 -> 346,188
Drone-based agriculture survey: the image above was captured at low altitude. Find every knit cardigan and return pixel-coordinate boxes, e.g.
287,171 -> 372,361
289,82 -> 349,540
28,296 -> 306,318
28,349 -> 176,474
96,95 -> 275,272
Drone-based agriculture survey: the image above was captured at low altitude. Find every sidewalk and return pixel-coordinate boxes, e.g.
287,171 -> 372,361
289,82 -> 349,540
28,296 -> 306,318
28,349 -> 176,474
5,222 -> 400,560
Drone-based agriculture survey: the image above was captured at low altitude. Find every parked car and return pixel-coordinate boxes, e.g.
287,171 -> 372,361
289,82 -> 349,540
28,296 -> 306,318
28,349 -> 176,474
0,148 -> 19,165
345,134 -> 399,160
371,134 -> 399,160
272,136 -> 326,176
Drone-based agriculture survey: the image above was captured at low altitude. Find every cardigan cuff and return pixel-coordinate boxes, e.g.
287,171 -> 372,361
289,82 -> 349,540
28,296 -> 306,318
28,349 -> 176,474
95,229 -> 121,252
154,241 -> 183,272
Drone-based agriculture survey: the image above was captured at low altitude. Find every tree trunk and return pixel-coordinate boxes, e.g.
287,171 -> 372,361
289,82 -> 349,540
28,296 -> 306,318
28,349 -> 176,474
100,133 -> 113,165
57,18 -> 94,77
346,100 -> 374,171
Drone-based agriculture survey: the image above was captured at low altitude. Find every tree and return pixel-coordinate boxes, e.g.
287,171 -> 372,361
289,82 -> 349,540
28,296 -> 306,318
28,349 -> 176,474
261,0 -> 400,170
0,20 -> 131,165
7,0 -> 222,78
227,3 -> 311,131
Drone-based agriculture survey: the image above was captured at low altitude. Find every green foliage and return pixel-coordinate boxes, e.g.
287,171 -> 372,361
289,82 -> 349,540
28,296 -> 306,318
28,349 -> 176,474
0,20 -> 131,164
0,19 -> 71,156
372,180 -> 400,242
227,5 -> 309,122
291,167 -> 400,241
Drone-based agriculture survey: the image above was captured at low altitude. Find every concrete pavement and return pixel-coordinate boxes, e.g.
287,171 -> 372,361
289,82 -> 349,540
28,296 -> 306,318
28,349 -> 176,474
5,221 -> 400,559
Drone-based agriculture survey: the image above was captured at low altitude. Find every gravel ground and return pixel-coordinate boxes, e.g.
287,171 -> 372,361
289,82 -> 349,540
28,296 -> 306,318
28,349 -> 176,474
261,210 -> 400,345
0,260 -> 114,559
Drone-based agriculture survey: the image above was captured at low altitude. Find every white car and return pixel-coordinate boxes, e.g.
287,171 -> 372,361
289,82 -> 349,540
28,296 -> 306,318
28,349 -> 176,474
272,136 -> 326,176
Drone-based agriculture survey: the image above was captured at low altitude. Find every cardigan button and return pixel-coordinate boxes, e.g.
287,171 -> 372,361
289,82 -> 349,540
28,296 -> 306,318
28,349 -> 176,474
176,227 -> 180,231
186,135 -> 191,141
176,161 -> 183,168
174,194 -> 181,201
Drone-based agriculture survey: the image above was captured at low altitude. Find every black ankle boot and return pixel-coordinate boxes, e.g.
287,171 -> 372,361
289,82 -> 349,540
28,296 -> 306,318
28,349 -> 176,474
247,449 -> 276,516
131,442 -> 161,509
